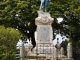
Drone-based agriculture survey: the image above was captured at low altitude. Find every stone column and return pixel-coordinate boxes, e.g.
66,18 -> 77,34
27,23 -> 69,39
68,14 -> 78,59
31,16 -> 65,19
35,11 -> 54,60
67,42 -> 73,60
20,42 -> 26,60
60,47 -> 64,58
28,37 -> 33,53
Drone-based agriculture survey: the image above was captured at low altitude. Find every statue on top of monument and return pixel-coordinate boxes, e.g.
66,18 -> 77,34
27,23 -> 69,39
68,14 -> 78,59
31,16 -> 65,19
39,0 -> 51,12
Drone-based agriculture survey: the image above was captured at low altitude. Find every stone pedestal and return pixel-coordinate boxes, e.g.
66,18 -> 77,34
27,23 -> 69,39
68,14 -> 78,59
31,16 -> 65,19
67,58 -> 74,60
34,11 -> 54,59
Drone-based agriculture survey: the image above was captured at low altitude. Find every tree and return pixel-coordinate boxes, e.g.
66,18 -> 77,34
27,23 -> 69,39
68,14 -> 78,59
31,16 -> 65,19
0,0 -> 80,60
0,0 -> 80,47
0,0 -> 39,47
0,26 -> 22,60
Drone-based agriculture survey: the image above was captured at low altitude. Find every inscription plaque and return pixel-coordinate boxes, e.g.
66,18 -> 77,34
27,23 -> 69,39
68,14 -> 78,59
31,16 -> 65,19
39,27 -> 50,41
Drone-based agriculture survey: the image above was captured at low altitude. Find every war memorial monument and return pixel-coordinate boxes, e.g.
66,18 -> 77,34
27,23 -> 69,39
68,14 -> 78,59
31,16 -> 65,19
20,0 -> 73,60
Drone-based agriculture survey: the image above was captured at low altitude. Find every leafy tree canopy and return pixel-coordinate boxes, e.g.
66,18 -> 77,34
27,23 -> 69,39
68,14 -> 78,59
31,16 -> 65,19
0,0 -> 80,46
0,26 -> 22,60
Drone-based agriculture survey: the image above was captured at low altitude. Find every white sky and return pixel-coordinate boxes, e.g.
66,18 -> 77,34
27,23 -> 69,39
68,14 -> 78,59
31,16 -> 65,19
53,34 -> 62,45
57,17 -> 63,23
16,39 -> 30,49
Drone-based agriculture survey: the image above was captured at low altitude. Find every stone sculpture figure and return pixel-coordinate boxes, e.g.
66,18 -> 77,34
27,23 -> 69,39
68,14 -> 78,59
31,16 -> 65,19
40,0 -> 50,12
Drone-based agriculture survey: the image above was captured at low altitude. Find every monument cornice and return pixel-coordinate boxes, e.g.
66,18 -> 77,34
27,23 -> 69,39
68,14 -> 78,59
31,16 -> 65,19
35,11 -> 54,25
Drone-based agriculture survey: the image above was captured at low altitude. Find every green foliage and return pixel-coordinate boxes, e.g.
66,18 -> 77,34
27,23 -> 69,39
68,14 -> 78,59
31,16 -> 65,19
0,0 -> 80,47
0,0 -> 79,59
0,26 -> 22,60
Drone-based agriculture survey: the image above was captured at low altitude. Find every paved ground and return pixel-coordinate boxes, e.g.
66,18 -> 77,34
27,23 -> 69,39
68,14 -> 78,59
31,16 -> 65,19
19,54 -> 73,60
19,57 -> 72,60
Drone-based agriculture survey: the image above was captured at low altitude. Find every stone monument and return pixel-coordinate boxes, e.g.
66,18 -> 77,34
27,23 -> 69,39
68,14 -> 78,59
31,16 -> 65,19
34,9 -> 54,59
32,0 -> 54,59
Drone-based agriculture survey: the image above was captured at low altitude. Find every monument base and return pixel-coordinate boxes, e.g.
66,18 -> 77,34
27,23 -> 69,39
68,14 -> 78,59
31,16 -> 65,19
67,58 -> 74,60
